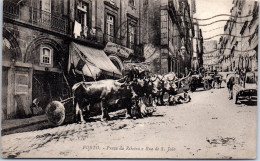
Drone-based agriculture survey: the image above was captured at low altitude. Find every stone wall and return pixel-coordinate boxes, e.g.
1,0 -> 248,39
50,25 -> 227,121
2,21 -> 68,119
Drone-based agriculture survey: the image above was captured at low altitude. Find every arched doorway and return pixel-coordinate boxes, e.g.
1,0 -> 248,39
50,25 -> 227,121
25,37 -> 66,113
108,54 -> 125,75
2,28 -> 22,62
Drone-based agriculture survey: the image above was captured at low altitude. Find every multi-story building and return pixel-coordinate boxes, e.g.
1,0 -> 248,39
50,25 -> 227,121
2,0 -> 143,120
192,19 -> 203,71
218,0 -> 258,72
203,40 -> 219,71
3,0 -> 70,120
141,0 -> 195,76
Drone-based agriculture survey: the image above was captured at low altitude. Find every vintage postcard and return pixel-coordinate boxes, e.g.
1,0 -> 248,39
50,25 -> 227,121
1,0 -> 258,159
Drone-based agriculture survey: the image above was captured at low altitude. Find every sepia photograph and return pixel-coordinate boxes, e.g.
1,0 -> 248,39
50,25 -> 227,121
1,0 -> 258,159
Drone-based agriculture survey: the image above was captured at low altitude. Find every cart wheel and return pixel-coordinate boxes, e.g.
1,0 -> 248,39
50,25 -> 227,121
46,101 -> 65,126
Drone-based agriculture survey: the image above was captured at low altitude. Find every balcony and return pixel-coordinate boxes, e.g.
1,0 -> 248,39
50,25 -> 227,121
3,1 -> 68,34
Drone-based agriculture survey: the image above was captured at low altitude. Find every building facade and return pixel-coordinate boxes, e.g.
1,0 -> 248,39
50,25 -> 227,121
202,40 -> 219,71
3,0 -> 71,120
141,0 -> 195,76
2,0 -> 143,120
218,0 -> 258,72
192,19 -> 203,71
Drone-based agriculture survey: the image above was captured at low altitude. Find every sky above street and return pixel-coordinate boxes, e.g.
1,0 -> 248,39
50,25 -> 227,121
194,0 -> 234,41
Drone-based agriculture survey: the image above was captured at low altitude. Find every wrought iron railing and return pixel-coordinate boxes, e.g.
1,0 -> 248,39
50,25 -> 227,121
3,2 -> 68,34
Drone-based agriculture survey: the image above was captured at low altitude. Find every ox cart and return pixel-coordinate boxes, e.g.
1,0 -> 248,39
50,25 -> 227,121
45,89 -> 130,126
45,77 -> 155,126
188,72 -> 217,91
202,72 -> 216,90
188,74 -> 204,92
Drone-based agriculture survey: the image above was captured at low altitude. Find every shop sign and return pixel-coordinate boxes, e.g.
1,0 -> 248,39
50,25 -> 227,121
104,42 -> 133,58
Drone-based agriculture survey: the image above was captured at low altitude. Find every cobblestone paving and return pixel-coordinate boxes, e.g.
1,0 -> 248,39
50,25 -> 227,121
1,86 -> 257,159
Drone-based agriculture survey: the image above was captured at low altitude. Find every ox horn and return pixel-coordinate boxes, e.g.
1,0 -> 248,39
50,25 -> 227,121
117,76 -> 127,83
114,81 -> 125,87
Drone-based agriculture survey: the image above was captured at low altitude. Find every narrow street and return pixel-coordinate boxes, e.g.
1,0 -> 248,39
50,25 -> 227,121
1,85 -> 257,159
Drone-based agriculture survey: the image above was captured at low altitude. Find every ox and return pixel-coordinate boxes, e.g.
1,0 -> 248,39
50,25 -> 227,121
129,77 -> 158,107
72,79 -> 136,122
126,78 -> 158,116
151,75 -> 171,105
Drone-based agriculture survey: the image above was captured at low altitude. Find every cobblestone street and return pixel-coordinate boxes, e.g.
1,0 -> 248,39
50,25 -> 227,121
1,85 -> 257,159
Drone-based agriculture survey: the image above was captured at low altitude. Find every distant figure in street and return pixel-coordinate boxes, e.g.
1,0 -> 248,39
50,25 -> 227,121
227,76 -> 235,99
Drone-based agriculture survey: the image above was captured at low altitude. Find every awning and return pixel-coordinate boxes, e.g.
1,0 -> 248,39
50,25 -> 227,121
68,42 -> 122,79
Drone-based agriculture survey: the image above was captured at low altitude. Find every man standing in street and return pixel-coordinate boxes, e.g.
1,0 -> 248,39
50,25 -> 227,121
227,76 -> 235,99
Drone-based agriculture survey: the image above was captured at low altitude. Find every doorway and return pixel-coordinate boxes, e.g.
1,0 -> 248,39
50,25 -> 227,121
2,67 -> 8,120
32,71 -> 62,111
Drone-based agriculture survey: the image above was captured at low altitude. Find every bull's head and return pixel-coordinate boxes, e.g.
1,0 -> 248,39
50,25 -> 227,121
151,79 -> 160,94
137,79 -> 145,87
170,81 -> 178,89
163,80 -> 171,91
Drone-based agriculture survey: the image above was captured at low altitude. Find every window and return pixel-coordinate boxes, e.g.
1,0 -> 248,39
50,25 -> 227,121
31,0 -> 51,23
40,46 -> 53,66
106,14 -> 115,42
40,0 -> 51,24
129,0 -> 135,6
40,0 -> 51,13
128,23 -> 136,49
77,1 -> 89,37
